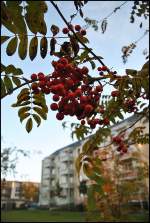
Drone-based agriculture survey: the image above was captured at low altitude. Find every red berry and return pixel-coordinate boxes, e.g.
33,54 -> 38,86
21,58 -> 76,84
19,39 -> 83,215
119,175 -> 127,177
62,27 -> 69,34
84,104 -> 93,114
97,67 -> 102,71
80,96 -> 88,103
31,73 -> 37,81
98,120 -> 103,125
59,57 -> 68,65
42,87 -> 50,94
99,107 -> 105,114
80,29 -> 86,36
103,117 -> 110,125
75,25 -> 81,31
75,88 -> 82,97
111,90 -> 120,97
56,63 -> 64,71
53,94 -> 60,102
38,72 -> 45,81
50,103 -> 58,111
96,85 -> 103,92
81,120 -> 85,125
56,112 -> 64,120
68,92 -> 75,100
101,66 -> 108,71
66,79 -> 74,88
112,136 -> 122,144
81,66 -> 89,75
38,81 -> 46,88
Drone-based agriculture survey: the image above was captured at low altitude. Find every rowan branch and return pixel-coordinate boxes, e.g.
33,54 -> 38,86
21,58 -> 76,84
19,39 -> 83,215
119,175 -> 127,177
50,1 -> 109,71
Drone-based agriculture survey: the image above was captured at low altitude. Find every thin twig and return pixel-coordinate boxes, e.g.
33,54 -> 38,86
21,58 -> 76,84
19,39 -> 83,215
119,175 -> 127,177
50,1 -> 108,70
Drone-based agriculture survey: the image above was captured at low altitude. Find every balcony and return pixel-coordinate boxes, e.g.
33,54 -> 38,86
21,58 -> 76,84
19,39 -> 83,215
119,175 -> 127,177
60,154 -> 73,162
60,168 -> 74,175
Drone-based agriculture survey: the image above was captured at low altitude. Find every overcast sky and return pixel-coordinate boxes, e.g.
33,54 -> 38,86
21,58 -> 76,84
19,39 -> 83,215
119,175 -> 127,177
1,1 -> 149,182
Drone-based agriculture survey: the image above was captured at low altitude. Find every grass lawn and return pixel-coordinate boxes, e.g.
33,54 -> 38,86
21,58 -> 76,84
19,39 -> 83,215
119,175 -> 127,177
1,210 -> 149,222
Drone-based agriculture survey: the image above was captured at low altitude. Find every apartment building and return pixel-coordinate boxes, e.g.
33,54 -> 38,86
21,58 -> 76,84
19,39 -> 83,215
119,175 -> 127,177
39,114 -> 149,208
1,180 -> 40,209
39,139 -> 88,208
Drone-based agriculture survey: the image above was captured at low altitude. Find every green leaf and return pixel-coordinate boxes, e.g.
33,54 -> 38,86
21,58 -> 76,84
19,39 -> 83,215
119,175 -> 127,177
4,76 -> 13,93
12,101 -> 31,107
70,36 -> 79,57
126,69 -> 137,76
83,163 -> 93,177
13,68 -> 23,76
18,35 -> 28,60
6,1 -> 27,35
29,36 -> 38,61
17,94 -> 30,104
40,37 -> 47,59
33,107 -> 47,120
39,17 -> 47,35
26,118 -> 33,133
5,65 -> 16,74
1,36 -> 10,44
18,106 -> 31,117
17,88 -> 30,100
1,64 -> 6,73
20,112 -> 30,123
6,36 -> 18,56
89,60 -> 96,70
51,25 -> 59,36
32,114 -> 41,127
1,2 -> 17,34
1,78 -> 6,97
12,76 -> 21,86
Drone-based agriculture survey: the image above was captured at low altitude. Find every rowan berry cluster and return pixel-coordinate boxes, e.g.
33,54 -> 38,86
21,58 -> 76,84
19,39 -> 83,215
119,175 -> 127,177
30,58 -> 112,127
124,98 -> 137,113
62,24 -> 86,36
112,135 -> 128,154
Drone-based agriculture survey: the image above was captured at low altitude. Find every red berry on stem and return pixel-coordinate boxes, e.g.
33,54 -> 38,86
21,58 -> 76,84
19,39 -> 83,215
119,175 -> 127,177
103,117 -> 110,125
31,73 -> 37,81
62,27 -> 69,34
75,25 -> 81,31
38,72 -> 45,81
97,67 -> 102,71
101,66 -> 108,71
50,103 -> 58,111
56,112 -> 64,120
81,66 -> 89,75
84,104 -> 93,114
53,94 -> 60,102
99,107 -> 105,114
80,29 -> 86,36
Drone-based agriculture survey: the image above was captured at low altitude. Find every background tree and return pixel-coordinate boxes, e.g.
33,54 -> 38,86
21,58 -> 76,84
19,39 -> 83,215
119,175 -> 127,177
20,182 -> 39,202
